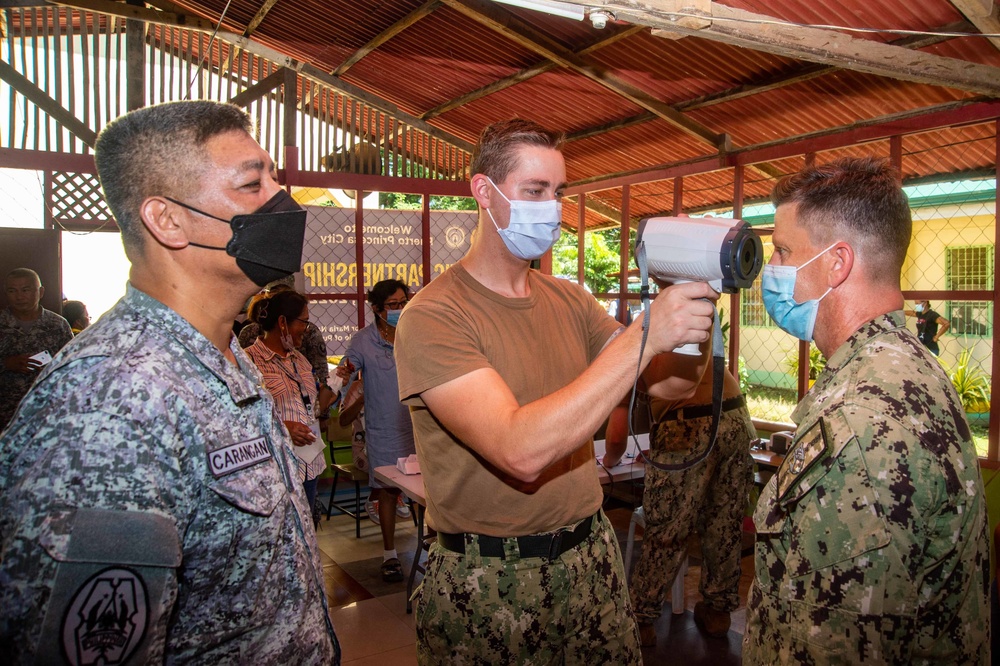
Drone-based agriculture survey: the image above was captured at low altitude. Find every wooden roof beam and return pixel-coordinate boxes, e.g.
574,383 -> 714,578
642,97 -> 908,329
441,0 -> 729,150
244,0 -> 279,36
421,23 -> 645,120
333,0 -> 442,78
564,21 -> 973,143
582,0 -> 1000,96
51,0 -> 219,31
564,194 -> 633,229
0,58 -> 97,146
217,0 -> 279,77
948,0 -> 1000,53
61,0 -> 474,152
566,99 -> 1000,192
228,65 -> 285,106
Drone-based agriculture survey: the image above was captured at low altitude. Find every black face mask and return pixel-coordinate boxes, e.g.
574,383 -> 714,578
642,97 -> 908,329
166,190 -> 307,287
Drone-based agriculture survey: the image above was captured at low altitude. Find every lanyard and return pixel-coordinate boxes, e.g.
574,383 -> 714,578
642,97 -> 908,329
273,351 -> 314,415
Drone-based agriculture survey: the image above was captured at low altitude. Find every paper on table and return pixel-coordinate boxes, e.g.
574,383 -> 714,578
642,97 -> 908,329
396,454 -> 420,475
293,422 -> 326,464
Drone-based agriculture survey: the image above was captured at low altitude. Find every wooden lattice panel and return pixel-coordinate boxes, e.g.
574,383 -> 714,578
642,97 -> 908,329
50,172 -> 113,224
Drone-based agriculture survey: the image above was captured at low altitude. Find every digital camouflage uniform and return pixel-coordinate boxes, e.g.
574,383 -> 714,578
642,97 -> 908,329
0,285 -> 339,665
630,401 -> 754,622
744,311 -> 990,665
416,511 -> 640,665
0,306 -> 73,430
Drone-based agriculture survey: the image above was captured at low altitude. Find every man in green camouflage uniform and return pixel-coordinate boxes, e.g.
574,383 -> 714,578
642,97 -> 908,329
743,156 -> 989,664
604,360 -> 754,644
395,119 -> 718,664
0,101 -> 339,664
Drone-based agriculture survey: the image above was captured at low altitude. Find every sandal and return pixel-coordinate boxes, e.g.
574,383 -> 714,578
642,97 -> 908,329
381,558 -> 404,582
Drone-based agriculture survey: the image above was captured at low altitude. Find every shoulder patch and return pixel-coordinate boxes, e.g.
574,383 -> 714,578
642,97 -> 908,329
207,436 -> 272,478
61,567 -> 149,666
776,417 -> 832,504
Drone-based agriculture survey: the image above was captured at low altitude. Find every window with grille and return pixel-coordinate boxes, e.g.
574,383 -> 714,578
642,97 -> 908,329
740,273 -> 774,328
945,245 -> 994,337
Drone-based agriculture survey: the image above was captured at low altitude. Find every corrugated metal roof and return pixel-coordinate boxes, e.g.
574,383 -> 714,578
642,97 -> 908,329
135,0 -> 1000,227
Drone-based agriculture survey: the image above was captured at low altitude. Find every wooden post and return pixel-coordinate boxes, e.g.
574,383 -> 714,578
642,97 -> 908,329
125,0 -> 145,111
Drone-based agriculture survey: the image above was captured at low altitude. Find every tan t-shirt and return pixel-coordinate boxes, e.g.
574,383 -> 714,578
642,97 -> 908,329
395,264 -> 622,536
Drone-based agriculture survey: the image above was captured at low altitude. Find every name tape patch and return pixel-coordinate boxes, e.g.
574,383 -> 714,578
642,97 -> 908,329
208,437 -> 272,478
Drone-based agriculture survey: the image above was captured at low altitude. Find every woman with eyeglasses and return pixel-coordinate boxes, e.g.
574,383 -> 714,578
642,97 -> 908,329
337,279 -> 415,583
245,289 -> 326,519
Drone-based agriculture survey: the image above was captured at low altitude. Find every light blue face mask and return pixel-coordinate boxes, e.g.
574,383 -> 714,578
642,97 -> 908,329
761,243 -> 837,342
485,177 -> 562,260
384,309 -> 401,327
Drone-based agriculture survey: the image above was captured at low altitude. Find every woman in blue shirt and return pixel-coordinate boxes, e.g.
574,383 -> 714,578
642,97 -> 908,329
339,279 -> 414,582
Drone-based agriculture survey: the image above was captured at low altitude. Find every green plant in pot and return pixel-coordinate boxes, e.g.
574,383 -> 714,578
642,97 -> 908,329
948,348 -> 991,413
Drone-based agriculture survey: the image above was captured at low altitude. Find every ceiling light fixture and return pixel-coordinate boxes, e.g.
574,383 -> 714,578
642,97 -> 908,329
589,9 -> 615,29
493,0 -> 586,21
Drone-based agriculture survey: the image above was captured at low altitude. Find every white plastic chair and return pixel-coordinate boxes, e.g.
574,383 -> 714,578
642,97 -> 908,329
624,506 -> 687,614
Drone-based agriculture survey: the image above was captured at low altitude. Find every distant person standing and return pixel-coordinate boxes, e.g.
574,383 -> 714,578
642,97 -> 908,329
62,299 -> 91,335
240,281 -> 336,414
905,299 -> 950,355
244,289 -> 327,518
604,353 -> 754,646
337,279 -> 415,583
0,268 -> 72,430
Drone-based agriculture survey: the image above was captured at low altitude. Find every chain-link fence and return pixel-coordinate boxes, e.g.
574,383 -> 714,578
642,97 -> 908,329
1,121 -> 996,456
298,194 -> 477,356
568,133 -> 997,455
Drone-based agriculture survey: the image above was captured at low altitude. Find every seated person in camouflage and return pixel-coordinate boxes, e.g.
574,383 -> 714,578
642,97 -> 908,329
0,100 -> 339,664
0,268 -> 73,430
743,157 -> 989,664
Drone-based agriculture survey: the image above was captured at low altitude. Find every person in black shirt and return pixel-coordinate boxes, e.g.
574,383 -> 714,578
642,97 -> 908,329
905,300 -> 950,355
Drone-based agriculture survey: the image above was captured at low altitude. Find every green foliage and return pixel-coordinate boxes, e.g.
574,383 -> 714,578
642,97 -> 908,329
947,348 -> 991,412
378,192 -> 477,211
738,355 -> 750,394
784,345 -> 826,380
551,229 -> 625,295
745,385 -> 797,423
718,320 -> 750,393
375,158 -> 476,211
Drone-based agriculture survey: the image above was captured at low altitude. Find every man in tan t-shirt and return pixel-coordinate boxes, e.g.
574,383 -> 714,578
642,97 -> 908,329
395,119 -> 718,665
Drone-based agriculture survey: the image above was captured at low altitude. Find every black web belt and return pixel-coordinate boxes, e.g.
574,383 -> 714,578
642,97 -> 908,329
658,395 -> 746,423
437,512 -> 597,561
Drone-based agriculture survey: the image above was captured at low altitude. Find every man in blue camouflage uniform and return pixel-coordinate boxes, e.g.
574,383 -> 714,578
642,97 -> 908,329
0,101 -> 339,664
0,267 -> 73,429
743,157 -> 990,664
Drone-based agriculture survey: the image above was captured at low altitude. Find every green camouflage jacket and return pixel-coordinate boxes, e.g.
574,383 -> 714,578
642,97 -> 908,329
744,311 -> 990,665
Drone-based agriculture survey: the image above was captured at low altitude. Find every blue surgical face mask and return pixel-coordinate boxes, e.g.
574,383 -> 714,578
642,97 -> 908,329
384,309 -> 401,327
485,177 -> 562,260
915,303 -> 924,314
761,243 -> 837,342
